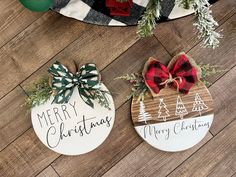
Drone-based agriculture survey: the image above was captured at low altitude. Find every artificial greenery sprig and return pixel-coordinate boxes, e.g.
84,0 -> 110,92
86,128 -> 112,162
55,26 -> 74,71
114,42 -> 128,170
137,0 -> 161,37
115,73 -> 149,101
193,0 -> 222,48
93,89 -> 111,110
137,0 -> 222,48
25,76 -> 52,109
177,0 -> 194,9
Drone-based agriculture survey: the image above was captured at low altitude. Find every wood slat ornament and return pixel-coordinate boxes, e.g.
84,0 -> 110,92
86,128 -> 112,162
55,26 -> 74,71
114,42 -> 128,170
131,80 -> 214,152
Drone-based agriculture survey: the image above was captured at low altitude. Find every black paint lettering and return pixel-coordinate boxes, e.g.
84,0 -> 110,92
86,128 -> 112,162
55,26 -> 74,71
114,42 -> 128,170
46,109 -> 54,126
53,107 -> 63,122
69,101 -> 77,117
61,105 -> 71,120
37,112 -> 48,128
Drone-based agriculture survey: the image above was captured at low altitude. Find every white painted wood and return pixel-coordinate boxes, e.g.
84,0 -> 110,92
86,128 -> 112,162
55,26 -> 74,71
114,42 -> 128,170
31,84 -> 115,155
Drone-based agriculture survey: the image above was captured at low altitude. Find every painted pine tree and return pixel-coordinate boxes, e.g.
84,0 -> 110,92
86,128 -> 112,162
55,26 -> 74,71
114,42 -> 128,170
175,95 -> 188,119
192,93 -> 208,116
158,98 -> 170,121
138,101 -> 152,124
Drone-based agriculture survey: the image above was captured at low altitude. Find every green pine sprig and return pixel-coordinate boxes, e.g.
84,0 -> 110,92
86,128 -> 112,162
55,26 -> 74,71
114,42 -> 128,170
115,73 -> 149,101
193,0 -> 222,48
93,89 -> 111,110
137,0 -> 161,38
177,0 -> 194,9
25,76 -> 52,109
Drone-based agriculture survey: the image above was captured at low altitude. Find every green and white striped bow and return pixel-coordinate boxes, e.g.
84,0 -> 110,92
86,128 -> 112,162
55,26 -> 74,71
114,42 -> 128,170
48,61 -> 100,108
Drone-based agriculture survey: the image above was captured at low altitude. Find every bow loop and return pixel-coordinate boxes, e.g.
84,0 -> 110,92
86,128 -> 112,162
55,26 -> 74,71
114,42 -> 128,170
48,61 -> 100,108
143,53 -> 198,96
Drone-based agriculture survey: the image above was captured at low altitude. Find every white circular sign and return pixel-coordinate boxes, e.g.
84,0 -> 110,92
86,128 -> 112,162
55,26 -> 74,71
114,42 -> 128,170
31,84 -> 115,155
131,83 -> 214,152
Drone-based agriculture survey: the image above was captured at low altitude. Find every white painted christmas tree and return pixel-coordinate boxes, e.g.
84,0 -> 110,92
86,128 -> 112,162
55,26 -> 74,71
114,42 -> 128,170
158,98 -> 170,121
138,101 -> 152,124
192,93 -> 208,116
175,95 -> 188,119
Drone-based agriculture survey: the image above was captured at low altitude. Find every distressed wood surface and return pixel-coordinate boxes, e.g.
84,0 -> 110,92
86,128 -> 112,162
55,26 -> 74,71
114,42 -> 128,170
0,0 -> 235,176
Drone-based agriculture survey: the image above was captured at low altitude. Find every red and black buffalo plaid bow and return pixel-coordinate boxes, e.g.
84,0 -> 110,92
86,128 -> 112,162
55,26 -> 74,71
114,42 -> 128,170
143,53 -> 198,96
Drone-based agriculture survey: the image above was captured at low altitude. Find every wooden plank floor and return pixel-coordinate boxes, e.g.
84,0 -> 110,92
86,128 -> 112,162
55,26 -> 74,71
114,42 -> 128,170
0,0 -> 235,176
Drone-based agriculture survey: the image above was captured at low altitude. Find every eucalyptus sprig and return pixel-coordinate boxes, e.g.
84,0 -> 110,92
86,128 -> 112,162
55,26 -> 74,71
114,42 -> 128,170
115,73 -> 149,101
25,76 -> 52,109
137,0 -> 161,37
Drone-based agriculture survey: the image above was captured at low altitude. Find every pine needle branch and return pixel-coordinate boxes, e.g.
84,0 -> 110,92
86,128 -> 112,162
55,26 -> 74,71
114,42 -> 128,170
137,0 -> 161,37
177,0 -> 194,9
193,0 -> 222,48
115,73 -> 149,101
25,76 -> 52,109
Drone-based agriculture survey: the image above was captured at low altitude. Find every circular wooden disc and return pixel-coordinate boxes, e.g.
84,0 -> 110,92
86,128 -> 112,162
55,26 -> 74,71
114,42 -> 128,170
31,84 -> 115,155
131,82 -> 214,152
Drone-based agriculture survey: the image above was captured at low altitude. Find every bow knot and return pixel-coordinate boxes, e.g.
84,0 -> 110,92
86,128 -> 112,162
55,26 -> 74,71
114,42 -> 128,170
160,73 -> 183,92
48,61 -> 100,108
143,53 -> 198,96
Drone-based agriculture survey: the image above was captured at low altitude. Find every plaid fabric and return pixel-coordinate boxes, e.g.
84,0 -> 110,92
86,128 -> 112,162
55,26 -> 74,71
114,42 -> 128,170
143,54 -> 198,95
52,0 -> 197,26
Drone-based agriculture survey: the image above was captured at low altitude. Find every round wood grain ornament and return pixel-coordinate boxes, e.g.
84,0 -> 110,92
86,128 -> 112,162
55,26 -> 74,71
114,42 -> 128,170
131,82 -> 214,152
31,84 -> 115,155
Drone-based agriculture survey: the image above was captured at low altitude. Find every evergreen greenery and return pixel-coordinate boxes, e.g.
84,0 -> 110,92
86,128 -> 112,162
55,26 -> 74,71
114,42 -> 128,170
137,0 -> 161,37
193,0 -> 222,48
115,73 -> 149,101
25,76 -> 52,109
136,0 -> 222,48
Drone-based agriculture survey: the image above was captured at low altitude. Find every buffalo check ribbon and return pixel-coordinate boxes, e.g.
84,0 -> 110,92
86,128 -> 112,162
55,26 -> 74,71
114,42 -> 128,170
143,53 -> 198,96
48,61 -> 100,108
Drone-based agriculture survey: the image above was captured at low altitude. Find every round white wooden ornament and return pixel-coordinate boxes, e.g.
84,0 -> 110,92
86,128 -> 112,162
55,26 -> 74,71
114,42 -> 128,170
131,82 -> 214,152
31,84 -> 115,155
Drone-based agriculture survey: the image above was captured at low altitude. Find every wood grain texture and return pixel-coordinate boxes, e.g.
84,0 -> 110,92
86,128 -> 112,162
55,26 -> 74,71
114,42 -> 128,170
0,0 -> 235,176
0,11 -> 90,99
132,82 -> 213,125
36,166 -> 59,177
20,25 -> 139,89
168,120 -> 236,177
154,0 -> 236,56
0,129 -> 59,177
0,87 -> 30,151
0,0 -> 42,48
209,66 -> 236,135
103,133 -> 212,177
